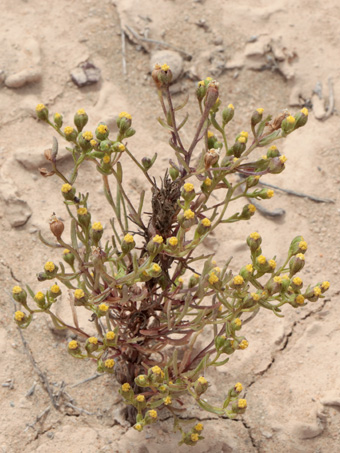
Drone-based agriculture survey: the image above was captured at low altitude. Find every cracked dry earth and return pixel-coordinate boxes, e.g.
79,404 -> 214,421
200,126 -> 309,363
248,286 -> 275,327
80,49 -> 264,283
1,0 -> 340,452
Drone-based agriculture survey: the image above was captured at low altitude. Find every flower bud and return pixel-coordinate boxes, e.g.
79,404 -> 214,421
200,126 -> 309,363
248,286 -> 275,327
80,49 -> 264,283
204,148 -> 219,169
77,207 -> 91,228
291,276 -> 303,292
14,310 -> 29,326
246,175 -> 261,189
281,115 -> 296,135
169,165 -> 180,180
49,283 -> 61,298
266,276 -> 282,295
196,80 -> 207,101
135,374 -> 149,387
228,140 -> 246,158
145,410 -> 158,424
239,203 -> 256,220
142,157 -> 152,170
49,215 -> 64,239
288,236 -> 307,257
289,253 -> 305,276
74,109 -> 89,132
44,261 -> 58,278
189,273 -> 200,288
68,340 -> 82,357
85,336 -> 99,354
78,130 -> 94,151
54,112 -> 63,129
232,398 -> 247,414
34,291 -> 47,309
182,182 -> 196,202
195,217 -> 211,237
205,82 -> 219,109
268,155 -> 286,174
304,286 -> 322,302
91,222 -> 103,245
294,108 -> 308,130
121,233 -> 135,254
266,145 -> 280,158
99,140 -> 112,152
254,188 -> 274,199
61,183 -> 76,201
247,232 -> 262,253
74,288 -> 86,305
251,108 -> 264,127
320,281 -> 330,293
167,236 -> 178,250
125,127 -> 136,137
63,249 -> 75,267
12,286 -> 27,305
215,335 -> 227,350
95,123 -> 109,141
146,263 -> 162,278
195,376 -> 208,396
230,274 -> 245,290
152,63 -> 173,88
64,126 -> 78,142
36,103 -> 49,121
147,235 -> 164,255
222,104 -> 235,126
240,264 -> 253,280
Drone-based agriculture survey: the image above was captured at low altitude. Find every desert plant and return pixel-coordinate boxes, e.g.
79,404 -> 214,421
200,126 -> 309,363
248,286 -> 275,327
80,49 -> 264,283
11,64 -> 329,446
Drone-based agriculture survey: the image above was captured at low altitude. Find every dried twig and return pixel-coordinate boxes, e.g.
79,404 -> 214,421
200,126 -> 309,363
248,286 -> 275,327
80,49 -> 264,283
69,373 -> 103,389
260,181 -> 335,203
65,402 -> 94,416
249,199 -> 285,218
24,405 -> 51,432
125,25 -> 192,58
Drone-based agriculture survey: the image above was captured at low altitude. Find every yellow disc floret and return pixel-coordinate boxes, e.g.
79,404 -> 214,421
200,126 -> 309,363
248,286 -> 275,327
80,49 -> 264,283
106,331 -> 115,340
301,107 -> 309,116
64,126 -> 75,135
321,281 -> 330,291
168,237 -> 178,247
148,409 -> 158,419
77,207 -> 88,215
98,303 -> 109,312
195,423 -> 204,432
269,259 -> 277,269
234,382 -> 243,392
184,209 -> 195,220
88,337 -> 98,344
201,218 -> 211,227
152,263 -> 161,273
61,183 -> 72,193
256,108 -> 264,114
44,261 -> 55,272
238,398 -> 247,408
239,339 -> 249,350
267,189 -> 274,198
36,103 -> 45,112
313,286 -> 322,296
286,115 -> 296,124
183,182 -> 194,192
122,383 -> 131,392
119,111 -> 132,120
153,235 -> 163,244
105,359 -> 115,368
295,295 -> 305,305
250,232 -> 260,240
248,204 -> 256,213
161,63 -> 170,71
124,233 -> 134,243
299,241 -> 308,251
92,222 -> 103,231
256,255 -> 266,265
14,311 -> 25,321
151,365 -> 162,375
163,396 -> 172,405
74,289 -> 85,299
204,177 -> 212,186
233,275 -> 244,286
68,340 -> 78,350
50,284 -> 60,294
209,272 -> 219,285
97,124 -> 108,134
12,286 -> 23,294
191,433 -> 199,442
136,394 -> 145,402
198,376 -> 207,384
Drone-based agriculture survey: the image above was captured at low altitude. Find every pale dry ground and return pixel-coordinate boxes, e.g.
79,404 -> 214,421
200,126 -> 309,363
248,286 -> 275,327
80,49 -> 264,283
0,1 -> 340,452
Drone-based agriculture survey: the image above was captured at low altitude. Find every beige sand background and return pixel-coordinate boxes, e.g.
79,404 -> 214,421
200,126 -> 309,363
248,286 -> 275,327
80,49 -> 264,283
1,0 -> 340,452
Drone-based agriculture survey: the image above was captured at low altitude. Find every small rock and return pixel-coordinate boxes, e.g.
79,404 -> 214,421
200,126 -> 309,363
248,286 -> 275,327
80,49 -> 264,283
320,394 -> 340,407
5,67 -> 41,88
6,198 -> 32,227
71,61 -> 101,87
150,50 -> 183,82
213,35 -> 223,45
292,420 -> 324,439
260,429 -> 273,439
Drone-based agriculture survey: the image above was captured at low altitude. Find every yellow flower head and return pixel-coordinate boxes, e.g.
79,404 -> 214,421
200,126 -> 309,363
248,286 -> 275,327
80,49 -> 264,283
239,340 -> 249,350
61,183 -> 72,193
99,303 -> 109,312
257,255 -> 266,265
14,311 -> 25,321
321,281 -> 330,291
238,398 -> 247,408
153,235 -> 164,244
44,261 -> 55,273
161,63 -> 170,71
251,292 -> 260,301
118,143 -> 125,151
168,237 -> 178,247
248,204 -> 256,213
279,155 -> 287,164
191,433 -> 199,443
64,126 -> 74,135
105,359 -> 115,368
204,177 -> 212,186
82,131 -> 93,141
201,218 -> 211,227
90,139 -> 97,147
148,409 -> 157,419
269,259 -> 277,269
198,376 -> 207,384
35,291 -> 45,302
233,275 -> 244,286
299,241 -> 308,251
178,277 -> 184,284
151,365 -> 162,375
301,107 -> 309,116
88,336 -> 98,345
77,108 -> 86,115
97,124 -> 108,134
245,264 -> 253,273
262,155 -> 268,160
313,286 -> 322,296
68,340 -> 78,350
206,77 -> 212,81
152,263 -> 161,273
269,145 -> 277,151
209,272 -> 219,285
106,331 -> 115,340
184,209 -> 195,220
228,103 -> 234,109
293,277 -> 303,286
103,154 -> 110,164
92,222 -> 103,231
198,80 -> 205,87
136,394 -> 145,402
238,136 -> 246,144
240,131 -> 248,138
77,207 -> 88,215
119,111 -> 132,120
183,182 -> 194,192
295,295 -> 305,305
163,396 -> 172,405
134,423 -> 143,432
74,289 -> 85,299
267,189 -> 274,198
124,233 -> 134,243
195,423 -> 204,432
234,318 -> 242,327
296,253 -> 305,260
122,383 -> 131,392
274,276 -> 282,283
50,284 -> 60,294
249,232 -> 260,240
12,286 -> 22,294
256,108 -> 264,114
286,115 -> 295,124
207,130 -> 214,138
36,103 -> 45,112
234,382 -> 243,392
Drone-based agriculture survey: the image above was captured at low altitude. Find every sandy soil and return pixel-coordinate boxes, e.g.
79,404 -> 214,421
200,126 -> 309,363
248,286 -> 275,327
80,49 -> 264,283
1,0 -> 340,452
